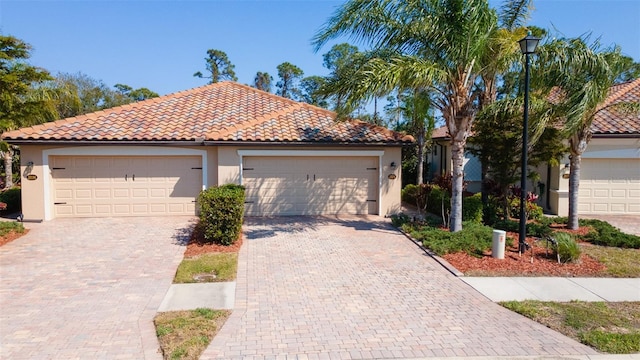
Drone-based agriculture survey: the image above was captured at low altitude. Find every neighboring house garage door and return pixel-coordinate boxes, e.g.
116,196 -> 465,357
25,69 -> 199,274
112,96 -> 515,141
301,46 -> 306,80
50,156 -> 202,217
578,158 -> 640,214
243,156 -> 378,216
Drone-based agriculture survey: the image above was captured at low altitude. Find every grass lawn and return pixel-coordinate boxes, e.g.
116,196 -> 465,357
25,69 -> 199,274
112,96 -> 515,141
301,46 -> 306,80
0,221 -> 24,236
173,253 -> 238,283
501,300 -> 640,354
154,308 -> 231,360
582,245 -> 640,277
0,221 -> 25,247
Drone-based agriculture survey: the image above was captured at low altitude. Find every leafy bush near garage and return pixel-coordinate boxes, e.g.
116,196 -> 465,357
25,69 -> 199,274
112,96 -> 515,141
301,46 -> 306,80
401,184 -> 419,205
197,184 -> 245,245
390,213 -> 412,227
0,187 -> 21,213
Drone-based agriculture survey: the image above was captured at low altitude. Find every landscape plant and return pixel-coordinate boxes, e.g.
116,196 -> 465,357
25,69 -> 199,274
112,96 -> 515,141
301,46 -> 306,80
197,184 -> 245,245
553,232 -> 581,263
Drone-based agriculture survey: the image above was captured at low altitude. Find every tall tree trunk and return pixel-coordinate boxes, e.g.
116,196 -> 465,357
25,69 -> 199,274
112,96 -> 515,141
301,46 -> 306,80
568,153 -> 581,230
568,131 -> 589,230
4,149 -> 13,189
416,126 -> 425,185
450,138 -> 465,232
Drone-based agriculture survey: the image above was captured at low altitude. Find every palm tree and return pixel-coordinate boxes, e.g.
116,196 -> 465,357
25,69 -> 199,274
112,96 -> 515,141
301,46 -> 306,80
537,37 -> 638,229
313,0 -> 497,232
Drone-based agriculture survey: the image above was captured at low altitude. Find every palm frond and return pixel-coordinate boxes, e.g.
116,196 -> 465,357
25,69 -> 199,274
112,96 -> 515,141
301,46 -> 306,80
499,0 -> 533,30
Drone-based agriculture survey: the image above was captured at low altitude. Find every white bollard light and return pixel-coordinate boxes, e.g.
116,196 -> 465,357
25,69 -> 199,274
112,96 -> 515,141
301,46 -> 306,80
492,230 -> 506,259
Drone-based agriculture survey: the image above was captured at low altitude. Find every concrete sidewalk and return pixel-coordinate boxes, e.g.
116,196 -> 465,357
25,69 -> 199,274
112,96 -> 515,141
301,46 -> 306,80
158,282 -> 236,311
462,277 -> 640,302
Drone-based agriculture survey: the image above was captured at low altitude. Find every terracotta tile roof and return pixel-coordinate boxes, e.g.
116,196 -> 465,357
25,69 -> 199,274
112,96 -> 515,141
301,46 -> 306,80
431,126 -> 450,139
2,82 -> 413,145
592,78 -> 640,135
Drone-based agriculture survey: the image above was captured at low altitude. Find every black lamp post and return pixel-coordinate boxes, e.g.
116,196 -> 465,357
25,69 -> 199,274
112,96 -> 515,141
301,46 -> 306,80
518,32 -> 540,254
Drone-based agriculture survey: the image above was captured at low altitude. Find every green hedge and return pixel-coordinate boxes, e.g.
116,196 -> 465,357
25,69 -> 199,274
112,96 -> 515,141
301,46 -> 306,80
579,219 -> 640,249
409,222 -> 497,257
197,184 -> 245,245
0,188 -> 21,213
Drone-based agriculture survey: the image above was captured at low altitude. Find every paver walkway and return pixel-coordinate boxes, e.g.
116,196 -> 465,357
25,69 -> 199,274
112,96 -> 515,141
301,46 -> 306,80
0,216 -> 195,359
201,216 -> 597,360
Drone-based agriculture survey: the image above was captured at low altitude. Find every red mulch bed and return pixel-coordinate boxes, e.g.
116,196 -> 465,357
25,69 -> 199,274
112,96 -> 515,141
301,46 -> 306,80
0,229 -> 28,247
183,225 -> 243,258
442,225 -> 607,277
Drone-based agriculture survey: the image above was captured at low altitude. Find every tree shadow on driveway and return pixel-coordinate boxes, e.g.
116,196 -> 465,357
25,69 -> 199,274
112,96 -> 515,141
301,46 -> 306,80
243,215 -> 395,240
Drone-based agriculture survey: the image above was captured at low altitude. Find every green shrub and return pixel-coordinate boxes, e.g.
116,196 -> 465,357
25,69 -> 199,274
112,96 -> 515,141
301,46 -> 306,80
390,213 -> 411,228
412,222 -> 494,257
553,232 -> 581,263
492,218 -> 552,238
197,184 -> 245,245
0,188 -> 21,213
401,184 -> 419,206
578,219 -> 640,249
483,195 -> 501,226
462,193 -> 483,224
508,196 -> 543,221
426,185 -> 450,215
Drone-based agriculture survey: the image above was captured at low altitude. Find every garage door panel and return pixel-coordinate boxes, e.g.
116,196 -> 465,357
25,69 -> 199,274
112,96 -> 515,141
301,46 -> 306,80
51,156 -> 201,218
243,156 -> 378,216
132,189 -> 148,198
611,189 -> 626,198
579,158 -> 640,215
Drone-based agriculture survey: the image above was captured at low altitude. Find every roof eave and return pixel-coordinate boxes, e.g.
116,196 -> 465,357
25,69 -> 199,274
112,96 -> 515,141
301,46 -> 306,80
5,139 -> 412,147
591,133 -> 640,139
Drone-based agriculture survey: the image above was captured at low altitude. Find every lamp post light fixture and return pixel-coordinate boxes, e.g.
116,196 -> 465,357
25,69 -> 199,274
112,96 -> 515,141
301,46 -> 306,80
518,32 -> 540,254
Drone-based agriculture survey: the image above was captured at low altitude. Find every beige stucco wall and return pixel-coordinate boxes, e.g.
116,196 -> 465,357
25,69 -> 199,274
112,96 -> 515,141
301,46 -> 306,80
18,144 -> 403,220
19,145 -> 53,221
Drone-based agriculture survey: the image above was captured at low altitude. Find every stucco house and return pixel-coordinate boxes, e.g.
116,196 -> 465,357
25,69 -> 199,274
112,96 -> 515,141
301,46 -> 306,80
429,77 -> 640,216
3,82 -> 413,221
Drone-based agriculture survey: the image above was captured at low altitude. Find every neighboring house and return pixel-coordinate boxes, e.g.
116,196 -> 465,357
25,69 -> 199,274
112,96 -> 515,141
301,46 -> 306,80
3,82 -> 413,221
428,126 -> 483,193
429,78 -> 640,216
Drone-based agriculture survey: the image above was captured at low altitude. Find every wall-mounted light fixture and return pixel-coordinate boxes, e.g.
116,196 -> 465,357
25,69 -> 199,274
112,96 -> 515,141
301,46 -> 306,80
390,161 -> 397,170
24,161 -> 35,178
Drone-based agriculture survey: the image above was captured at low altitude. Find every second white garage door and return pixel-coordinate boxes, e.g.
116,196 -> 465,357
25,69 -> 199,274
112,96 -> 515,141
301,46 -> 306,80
579,158 -> 640,214
51,156 -> 202,218
243,156 -> 379,216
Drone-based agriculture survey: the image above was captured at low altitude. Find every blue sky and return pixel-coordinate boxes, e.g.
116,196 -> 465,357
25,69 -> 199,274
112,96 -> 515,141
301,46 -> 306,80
1,0 -> 639,97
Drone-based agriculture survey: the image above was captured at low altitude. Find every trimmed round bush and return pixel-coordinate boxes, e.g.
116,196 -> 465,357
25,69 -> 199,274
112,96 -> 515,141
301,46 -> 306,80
197,184 -> 245,245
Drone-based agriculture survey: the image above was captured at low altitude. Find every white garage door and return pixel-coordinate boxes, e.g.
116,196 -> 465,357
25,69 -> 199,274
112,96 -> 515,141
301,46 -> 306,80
579,158 -> 640,214
51,156 -> 202,218
243,156 -> 379,216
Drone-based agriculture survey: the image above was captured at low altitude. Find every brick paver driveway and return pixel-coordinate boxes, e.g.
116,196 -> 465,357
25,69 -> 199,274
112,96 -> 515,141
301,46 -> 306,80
202,216 -> 596,360
0,216 -> 195,359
